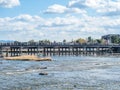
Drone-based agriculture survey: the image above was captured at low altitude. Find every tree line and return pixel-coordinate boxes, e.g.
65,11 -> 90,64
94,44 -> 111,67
1,36 -> 120,45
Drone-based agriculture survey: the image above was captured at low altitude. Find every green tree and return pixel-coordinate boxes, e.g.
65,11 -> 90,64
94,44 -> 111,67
76,38 -> 86,44
14,41 -> 20,45
44,39 -> 50,44
87,36 -> 93,44
96,39 -> 102,44
28,40 -> 35,45
39,40 -> 51,44
111,36 -> 120,44
63,39 -> 66,43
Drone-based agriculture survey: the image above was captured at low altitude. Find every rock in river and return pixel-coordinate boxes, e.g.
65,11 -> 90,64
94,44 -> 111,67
39,72 -> 48,75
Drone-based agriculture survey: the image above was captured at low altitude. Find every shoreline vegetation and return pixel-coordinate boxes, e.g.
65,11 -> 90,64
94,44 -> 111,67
3,55 -> 51,61
1,34 -> 120,46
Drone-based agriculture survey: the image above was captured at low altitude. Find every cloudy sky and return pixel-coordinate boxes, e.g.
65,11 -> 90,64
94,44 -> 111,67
0,0 -> 120,41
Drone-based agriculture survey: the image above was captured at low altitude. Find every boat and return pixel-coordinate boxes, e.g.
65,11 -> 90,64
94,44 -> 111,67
3,55 -> 51,61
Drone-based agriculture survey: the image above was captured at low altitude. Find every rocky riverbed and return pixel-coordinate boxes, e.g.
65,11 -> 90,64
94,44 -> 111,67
0,55 -> 120,90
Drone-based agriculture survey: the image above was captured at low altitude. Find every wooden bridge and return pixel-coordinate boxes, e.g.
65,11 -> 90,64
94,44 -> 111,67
0,44 -> 120,57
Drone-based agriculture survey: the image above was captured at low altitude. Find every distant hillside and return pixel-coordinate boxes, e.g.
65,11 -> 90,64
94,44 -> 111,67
0,40 -> 14,43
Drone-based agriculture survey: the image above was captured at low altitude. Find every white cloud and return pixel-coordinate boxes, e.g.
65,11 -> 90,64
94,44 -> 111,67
0,0 -> 20,8
87,0 -> 120,13
44,0 -> 120,16
44,4 -> 68,14
44,4 -> 86,14
0,0 -> 120,41
85,0 -> 106,9
0,14 -> 120,41
68,0 -> 87,8
68,0 -> 120,16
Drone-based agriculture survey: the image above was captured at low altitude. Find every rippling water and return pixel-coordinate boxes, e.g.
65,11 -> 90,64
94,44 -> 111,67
0,55 -> 120,90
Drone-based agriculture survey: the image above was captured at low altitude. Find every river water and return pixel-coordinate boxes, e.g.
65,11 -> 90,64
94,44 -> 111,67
0,55 -> 120,90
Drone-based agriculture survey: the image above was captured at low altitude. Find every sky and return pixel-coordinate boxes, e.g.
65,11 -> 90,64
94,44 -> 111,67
0,0 -> 120,41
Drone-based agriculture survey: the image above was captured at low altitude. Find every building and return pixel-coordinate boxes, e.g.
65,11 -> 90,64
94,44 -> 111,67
101,34 -> 120,44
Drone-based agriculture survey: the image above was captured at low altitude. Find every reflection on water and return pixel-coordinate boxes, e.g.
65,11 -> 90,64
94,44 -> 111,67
0,55 -> 120,90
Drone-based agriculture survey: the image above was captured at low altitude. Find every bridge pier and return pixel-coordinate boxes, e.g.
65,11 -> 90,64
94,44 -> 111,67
0,47 -> 2,57
10,47 -> 21,57
0,44 -> 120,57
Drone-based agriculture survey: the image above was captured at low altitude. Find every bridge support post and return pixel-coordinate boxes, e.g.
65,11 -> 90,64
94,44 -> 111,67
0,47 -> 2,57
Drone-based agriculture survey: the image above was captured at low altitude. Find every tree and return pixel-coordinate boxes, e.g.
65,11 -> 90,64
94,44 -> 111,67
76,38 -> 86,44
96,39 -> 102,44
28,40 -> 35,45
63,39 -> 66,43
111,36 -> 120,44
44,39 -> 50,44
87,36 -> 93,44
14,41 -> 20,45
39,40 -> 50,44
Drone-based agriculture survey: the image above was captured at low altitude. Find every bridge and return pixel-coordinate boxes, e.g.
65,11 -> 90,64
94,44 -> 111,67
0,43 -> 120,57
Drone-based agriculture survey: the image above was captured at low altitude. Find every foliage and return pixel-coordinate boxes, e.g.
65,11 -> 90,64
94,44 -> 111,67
111,36 -> 120,44
39,40 -> 50,44
28,40 -> 36,45
95,39 -> 102,44
63,39 -> 66,43
75,38 -> 86,44
87,36 -> 93,44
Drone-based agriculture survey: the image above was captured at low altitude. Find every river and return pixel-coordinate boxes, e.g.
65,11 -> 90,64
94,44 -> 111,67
0,55 -> 120,90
